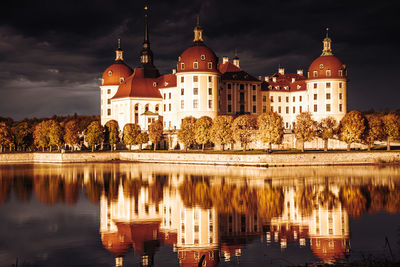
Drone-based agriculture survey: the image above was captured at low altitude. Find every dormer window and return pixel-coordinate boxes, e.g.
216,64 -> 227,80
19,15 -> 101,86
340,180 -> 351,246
276,86 -> 280,90
200,55 -> 206,60
120,77 -> 124,83
326,70 -> 331,77
208,62 -> 212,69
297,85 -> 301,89
153,82 -> 157,87
284,86 -> 289,90
339,70 -> 343,76
193,61 -> 198,69
313,71 -> 318,77
164,82 -> 168,86
319,64 -> 324,70
178,56 -> 181,61
181,63 -> 185,70
108,70 -> 113,76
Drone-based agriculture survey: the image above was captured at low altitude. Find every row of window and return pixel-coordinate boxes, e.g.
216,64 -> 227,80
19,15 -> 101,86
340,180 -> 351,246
180,76 -> 213,83
271,95 -> 303,103
227,105 -> 257,113
164,100 -> 213,111
312,69 -> 344,78
180,88 -> 213,96
226,84 -> 257,90
180,62 -> 213,70
271,104 -> 343,114
313,82 -> 343,89
226,94 -> 257,101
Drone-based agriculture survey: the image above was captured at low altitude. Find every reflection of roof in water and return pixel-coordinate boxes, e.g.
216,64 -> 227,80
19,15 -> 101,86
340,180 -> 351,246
310,237 -> 350,263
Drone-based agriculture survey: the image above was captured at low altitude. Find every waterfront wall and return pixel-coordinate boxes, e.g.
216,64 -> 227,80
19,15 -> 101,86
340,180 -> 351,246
0,151 -> 400,166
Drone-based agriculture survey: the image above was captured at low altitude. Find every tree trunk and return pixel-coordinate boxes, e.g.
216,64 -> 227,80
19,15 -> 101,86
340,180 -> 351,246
268,142 -> 272,152
0,145 -> 3,153
347,143 -> 350,151
202,143 -> 204,151
367,143 -> 371,151
92,145 -> 94,152
221,144 -> 224,151
42,145 -> 45,152
387,136 -> 391,151
185,145 -> 187,152
301,140 -> 305,153
324,139 -> 328,152
139,144 -> 142,151
49,146 -> 52,152
243,143 -> 246,152
154,143 -> 156,151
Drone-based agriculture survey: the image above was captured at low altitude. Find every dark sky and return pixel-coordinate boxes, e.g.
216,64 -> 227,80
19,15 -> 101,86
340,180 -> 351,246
1,0 -> 399,120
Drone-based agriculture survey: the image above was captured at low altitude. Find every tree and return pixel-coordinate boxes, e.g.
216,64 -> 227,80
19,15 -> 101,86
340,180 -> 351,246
257,112 -> 284,151
177,116 -> 197,151
33,121 -> 51,152
194,116 -> 213,151
382,113 -> 400,151
12,122 -> 33,151
123,123 -> 141,150
210,115 -> 233,151
64,120 -> 80,151
294,112 -> 317,152
136,132 -> 149,151
232,115 -> 257,151
105,120 -> 119,151
339,110 -> 366,151
148,120 -> 164,151
364,114 -> 384,151
318,116 -> 338,151
85,121 -> 104,152
0,122 -> 14,152
48,120 -> 64,151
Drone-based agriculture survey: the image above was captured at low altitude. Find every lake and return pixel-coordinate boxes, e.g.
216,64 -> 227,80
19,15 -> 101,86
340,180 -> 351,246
0,163 -> 399,266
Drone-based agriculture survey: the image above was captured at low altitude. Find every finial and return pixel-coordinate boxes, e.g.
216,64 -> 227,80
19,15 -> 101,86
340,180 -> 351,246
196,15 -> 200,27
234,48 -> 237,57
326,27 -> 329,38
117,38 -> 121,49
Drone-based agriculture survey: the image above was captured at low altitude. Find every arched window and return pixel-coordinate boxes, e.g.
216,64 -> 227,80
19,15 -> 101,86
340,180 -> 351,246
155,105 -> 159,112
193,61 -> 198,69
145,104 -> 149,112
134,104 -> 139,123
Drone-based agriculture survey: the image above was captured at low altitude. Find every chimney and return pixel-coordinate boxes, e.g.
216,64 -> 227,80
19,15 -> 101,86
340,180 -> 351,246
291,78 -> 295,83
265,76 -> 269,82
297,69 -> 303,76
172,69 -> 176,74
272,77 -> 277,82
258,76 -> 262,81
233,57 -> 240,68
222,56 -> 229,64
278,67 -> 285,75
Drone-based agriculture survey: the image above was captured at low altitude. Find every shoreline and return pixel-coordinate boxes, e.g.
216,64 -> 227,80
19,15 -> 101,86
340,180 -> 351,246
0,151 -> 400,167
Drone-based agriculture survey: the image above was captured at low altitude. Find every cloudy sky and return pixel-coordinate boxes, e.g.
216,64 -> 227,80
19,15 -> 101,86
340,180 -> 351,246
1,0 -> 399,120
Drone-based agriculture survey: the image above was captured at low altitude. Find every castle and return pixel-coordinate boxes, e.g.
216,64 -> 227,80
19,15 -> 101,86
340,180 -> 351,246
100,6 -> 347,133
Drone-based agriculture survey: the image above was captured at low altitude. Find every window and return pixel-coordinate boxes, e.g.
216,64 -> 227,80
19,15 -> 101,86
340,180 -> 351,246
253,95 -> 256,101
107,109 -> 111,116
227,83 -> 231,89
339,70 -> 343,77
120,77 -> 124,83
263,96 -> 266,102
286,96 -> 289,103
271,106 -> 274,112
200,54 -> 206,60
107,99 -> 111,105
240,84 -> 244,90
108,70 -> 112,76
326,104 -> 331,112
194,225 -> 199,232
208,88 -> 212,95
107,89 -> 111,94
181,88 -> 184,95
193,76 -> 198,82
193,99 -> 198,108
253,85 -> 256,90
299,96 -> 302,102
286,106 -> 289,114
326,93 -> 331,100
181,63 -> 185,70
339,93 -> 343,100
253,105 -> 256,113
263,106 -> 266,112
326,70 -> 331,77
193,88 -> 198,95
293,96 -> 295,102
300,106 -> 302,113
270,96 -> 274,102
209,100 -> 213,108
278,96 -> 281,102
314,83 -> 317,89
181,100 -> 184,109
339,104 -> 343,112
163,104 -> 166,112
208,76 -> 212,82
286,122 -> 289,128
278,106 -> 281,113
326,82 -> 331,88
293,106 -> 296,113
145,105 -> 149,112
193,62 -> 198,69
339,82 -> 343,88
163,93 -> 166,99
208,62 -> 212,69
169,103 -> 171,111
155,105 -> 159,112
169,92 -> 171,99
313,71 -> 318,77
314,104 -> 317,112
227,94 -> 231,100
228,104 -> 232,112
314,94 -> 317,100
240,92 -> 244,102
181,77 -> 184,83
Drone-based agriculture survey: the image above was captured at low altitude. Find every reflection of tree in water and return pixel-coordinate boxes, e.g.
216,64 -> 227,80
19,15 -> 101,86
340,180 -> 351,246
179,178 -> 213,209
34,175 -> 64,204
13,175 -> 33,202
64,181 -> 80,205
296,186 -> 316,217
103,173 -> 119,201
339,186 -> 367,218
385,187 -> 400,213
211,184 -> 234,213
368,185 -> 388,214
85,178 -> 103,204
257,185 -> 284,220
0,177 -> 12,204
149,175 -> 168,205
318,186 -> 339,210
232,187 -> 257,214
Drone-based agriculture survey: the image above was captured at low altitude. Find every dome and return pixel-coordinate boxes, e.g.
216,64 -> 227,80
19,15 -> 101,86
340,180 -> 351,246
177,45 -> 218,73
101,232 -> 131,256
102,62 -> 133,86
308,55 -> 346,79
310,237 -> 349,263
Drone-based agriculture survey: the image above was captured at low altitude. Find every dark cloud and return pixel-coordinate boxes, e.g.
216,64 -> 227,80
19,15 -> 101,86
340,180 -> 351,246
1,0 -> 399,119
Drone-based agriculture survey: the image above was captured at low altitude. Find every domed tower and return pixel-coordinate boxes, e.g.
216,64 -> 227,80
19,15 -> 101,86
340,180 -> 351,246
100,39 -> 133,125
306,29 -> 347,122
175,17 -> 220,129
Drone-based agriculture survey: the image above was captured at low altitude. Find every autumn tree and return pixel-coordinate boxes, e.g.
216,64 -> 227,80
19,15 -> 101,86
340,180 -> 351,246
48,120 -> 64,151
148,120 -> 164,151
257,112 -> 284,151
382,113 -> 400,151
364,114 -> 384,151
294,112 -> 317,152
0,122 -> 14,152
12,122 -> 33,151
105,120 -> 119,151
33,121 -> 51,152
136,132 -> 149,151
123,123 -> 141,150
85,121 -> 104,152
64,120 -> 80,151
210,115 -> 233,151
318,116 -> 338,151
194,116 -> 213,151
339,110 -> 366,151
232,115 -> 257,151
178,116 -> 197,151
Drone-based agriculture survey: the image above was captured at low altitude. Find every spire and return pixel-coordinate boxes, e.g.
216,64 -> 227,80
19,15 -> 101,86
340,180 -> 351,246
321,27 -> 333,56
115,38 -> 123,62
140,1 -> 154,66
193,15 -> 204,44
144,4 -> 149,44
233,49 -> 240,68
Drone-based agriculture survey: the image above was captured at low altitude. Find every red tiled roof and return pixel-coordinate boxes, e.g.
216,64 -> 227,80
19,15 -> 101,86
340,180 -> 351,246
218,61 -> 241,74
102,62 -> 133,86
177,45 -> 218,73
157,73 -> 177,89
308,55 -> 346,79
263,72 -> 307,92
310,237 -> 349,263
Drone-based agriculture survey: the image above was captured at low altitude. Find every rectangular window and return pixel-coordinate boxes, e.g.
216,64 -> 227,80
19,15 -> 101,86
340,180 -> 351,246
252,95 -> 256,101
181,63 -> 185,70
209,100 -> 213,108
194,225 -> 199,232
240,84 -> 244,90
326,70 -> 331,77
163,93 -> 166,99
314,94 -> 317,100
253,85 -> 256,90
208,62 -> 212,69
326,93 -> 331,100
300,96 -> 302,102
169,103 -> 171,111
240,92 -> 244,102
193,76 -> 198,82
164,104 -> 166,112
339,70 -> 343,77
300,106 -> 302,113
228,104 -> 232,112
181,76 -> 184,83
193,62 -> 198,69
286,96 -> 289,103
107,89 -> 111,94
339,82 -> 343,89
107,109 -> 111,116
181,100 -> 184,109
271,106 -> 274,112
326,104 -> 331,112
107,99 -> 111,104
253,105 -> 256,113
314,83 -> 318,89
313,71 -> 318,77
286,106 -> 289,114
263,106 -> 266,112
263,96 -> 266,102
278,106 -> 281,113
270,96 -> 274,102
339,93 -> 342,100
314,104 -> 317,112
326,82 -> 331,88
278,96 -> 281,102
169,92 -> 171,99
193,88 -> 198,95
181,88 -> 184,95
293,106 -> 296,113
293,96 -> 295,102
207,76 -> 211,83
208,88 -> 212,95
339,104 -> 343,112
193,99 -> 198,108
227,83 -> 231,89
227,94 -> 231,101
